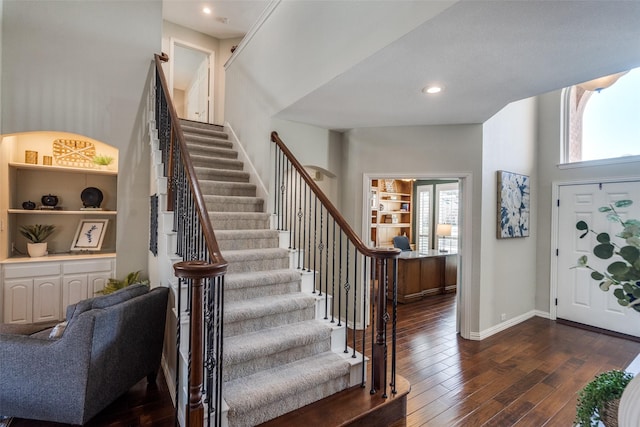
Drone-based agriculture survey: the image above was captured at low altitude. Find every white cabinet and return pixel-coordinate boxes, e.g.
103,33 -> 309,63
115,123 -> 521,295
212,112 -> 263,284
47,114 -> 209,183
1,256 -> 115,323
3,279 -> 33,324
3,276 -> 61,324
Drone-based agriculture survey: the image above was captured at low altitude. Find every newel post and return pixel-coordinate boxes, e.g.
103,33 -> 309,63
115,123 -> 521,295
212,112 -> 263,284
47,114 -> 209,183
174,260 -> 223,427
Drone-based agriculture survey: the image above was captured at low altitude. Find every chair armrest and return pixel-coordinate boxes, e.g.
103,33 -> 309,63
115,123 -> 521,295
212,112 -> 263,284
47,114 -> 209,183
0,314 -> 96,419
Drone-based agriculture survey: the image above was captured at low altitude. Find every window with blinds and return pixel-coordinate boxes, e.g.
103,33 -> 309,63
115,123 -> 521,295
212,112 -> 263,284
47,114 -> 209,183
417,185 -> 432,253
436,183 -> 459,252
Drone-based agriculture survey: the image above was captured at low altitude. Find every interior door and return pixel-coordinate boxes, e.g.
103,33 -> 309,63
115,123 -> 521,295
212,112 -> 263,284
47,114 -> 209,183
186,58 -> 209,122
557,181 -> 640,337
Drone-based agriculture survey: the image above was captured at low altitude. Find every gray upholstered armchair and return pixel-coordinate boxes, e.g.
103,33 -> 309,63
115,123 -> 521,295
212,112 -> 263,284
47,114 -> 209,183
0,284 -> 169,425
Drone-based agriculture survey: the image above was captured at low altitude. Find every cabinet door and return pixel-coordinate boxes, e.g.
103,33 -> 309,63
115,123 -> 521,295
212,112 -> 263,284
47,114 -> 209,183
3,279 -> 33,323
88,272 -> 110,297
420,257 -> 444,293
62,274 -> 88,312
33,277 -> 61,323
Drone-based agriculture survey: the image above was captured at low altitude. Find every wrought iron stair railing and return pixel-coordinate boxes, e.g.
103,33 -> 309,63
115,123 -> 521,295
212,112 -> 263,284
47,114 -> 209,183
271,131 -> 400,397
153,53 -> 227,427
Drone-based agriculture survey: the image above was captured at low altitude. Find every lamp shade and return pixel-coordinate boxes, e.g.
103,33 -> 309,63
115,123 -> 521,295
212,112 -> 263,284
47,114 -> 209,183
436,223 -> 452,237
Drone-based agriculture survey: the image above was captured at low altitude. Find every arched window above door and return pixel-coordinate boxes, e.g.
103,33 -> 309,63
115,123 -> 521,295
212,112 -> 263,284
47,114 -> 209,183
563,67 -> 640,165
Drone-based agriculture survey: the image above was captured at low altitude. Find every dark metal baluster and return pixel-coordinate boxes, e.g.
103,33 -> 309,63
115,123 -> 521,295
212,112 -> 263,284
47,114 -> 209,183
318,205 -> 324,297
391,258 -> 398,394
301,183 -> 307,269
361,256 -> 367,387
288,160 -> 294,248
280,150 -> 286,231
370,259 -> 376,394
312,195 -> 318,293
216,276 -> 225,427
284,157 -> 290,232
324,211 -> 330,319
337,231 -> 343,327
306,186 -> 312,272
297,174 -> 303,269
175,276 -> 183,424
273,145 -> 279,220
343,240 -> 349,352
331,219 -> 336,323
290,168 -> 297,250
352,252 -> 358,358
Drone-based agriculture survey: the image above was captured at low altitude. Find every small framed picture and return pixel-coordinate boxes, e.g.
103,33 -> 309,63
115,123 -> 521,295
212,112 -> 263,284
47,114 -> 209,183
71,219 -> 108,251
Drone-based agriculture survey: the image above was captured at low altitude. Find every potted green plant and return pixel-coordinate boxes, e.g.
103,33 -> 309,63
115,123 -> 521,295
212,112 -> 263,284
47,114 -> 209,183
92,153 -> 114,169
575,370 -> 634,427
97,271 -> 149,295
19,224 -> 56,257
575,199 -> 640,311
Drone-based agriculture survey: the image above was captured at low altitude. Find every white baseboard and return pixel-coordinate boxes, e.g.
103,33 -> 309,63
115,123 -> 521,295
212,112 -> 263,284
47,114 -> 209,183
469,310 -> 539,341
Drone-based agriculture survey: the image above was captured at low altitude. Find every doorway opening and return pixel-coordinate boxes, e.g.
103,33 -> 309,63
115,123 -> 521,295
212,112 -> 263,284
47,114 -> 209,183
363,173 -> 472,339
169,39 -> 215,124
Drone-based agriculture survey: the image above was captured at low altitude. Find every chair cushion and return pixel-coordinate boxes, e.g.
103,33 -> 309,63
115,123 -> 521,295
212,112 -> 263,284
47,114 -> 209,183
66,283 -> 150,328
0,321 -> 58,336
92,283 -> 149,309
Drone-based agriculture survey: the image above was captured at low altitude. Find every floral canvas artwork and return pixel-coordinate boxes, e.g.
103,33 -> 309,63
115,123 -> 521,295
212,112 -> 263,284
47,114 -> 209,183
497,170 -> 530,238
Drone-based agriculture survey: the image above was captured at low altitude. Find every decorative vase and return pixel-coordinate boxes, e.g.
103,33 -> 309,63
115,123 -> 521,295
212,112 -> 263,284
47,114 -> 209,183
27,242 -> 47,257
619,374 -> 640,426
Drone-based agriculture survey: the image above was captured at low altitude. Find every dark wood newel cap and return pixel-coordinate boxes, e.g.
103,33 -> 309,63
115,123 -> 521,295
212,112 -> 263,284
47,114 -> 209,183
173,260 -> 226,279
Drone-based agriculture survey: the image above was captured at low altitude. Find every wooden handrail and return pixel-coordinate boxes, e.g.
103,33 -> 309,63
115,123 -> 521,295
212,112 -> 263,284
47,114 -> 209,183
154,54 -> 227,269
271,131 -> 399,261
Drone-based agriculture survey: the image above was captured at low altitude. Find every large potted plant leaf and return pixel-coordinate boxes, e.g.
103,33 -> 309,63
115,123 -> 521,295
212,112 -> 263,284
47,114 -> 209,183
575,199 -> 640,311
19,224 -> 56,257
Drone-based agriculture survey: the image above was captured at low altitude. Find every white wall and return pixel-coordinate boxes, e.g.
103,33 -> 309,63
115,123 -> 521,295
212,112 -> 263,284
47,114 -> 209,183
218,37 -> 243,124
0,0 -> 3,134
225,1 -> 457,194
271,118 -> 343,205
1,0 -> 162,276
341,124 -> 484,334
535,90 -> 640,312
481,97 -> 538,332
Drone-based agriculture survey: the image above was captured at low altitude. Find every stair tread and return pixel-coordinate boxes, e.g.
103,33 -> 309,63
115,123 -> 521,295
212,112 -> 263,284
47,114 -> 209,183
216,229 -> 278,238
199,180 -> 256,189
224,351 -> 351,411
222,247 -> 289,260
225,293 -> 316,322
186,144 -> 237,158
224,320 -> 331,364
224,269 -> 300,289
259,375 -> 411,427
209,212 -> 269,219
191,153 -> 242,165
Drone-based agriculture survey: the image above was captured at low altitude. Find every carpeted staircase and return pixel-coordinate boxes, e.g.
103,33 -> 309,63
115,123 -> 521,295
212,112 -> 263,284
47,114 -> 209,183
179,120 -> 356,427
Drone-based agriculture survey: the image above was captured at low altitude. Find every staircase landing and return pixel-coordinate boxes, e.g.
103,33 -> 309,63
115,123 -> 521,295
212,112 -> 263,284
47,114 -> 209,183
259,375 -> 410,427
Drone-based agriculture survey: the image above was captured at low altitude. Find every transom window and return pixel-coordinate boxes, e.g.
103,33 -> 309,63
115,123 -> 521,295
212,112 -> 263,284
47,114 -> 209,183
563,67 -> 640,164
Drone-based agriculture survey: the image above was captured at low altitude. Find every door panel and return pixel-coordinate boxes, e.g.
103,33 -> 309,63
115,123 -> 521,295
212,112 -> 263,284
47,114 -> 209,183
557,181 -> 640,337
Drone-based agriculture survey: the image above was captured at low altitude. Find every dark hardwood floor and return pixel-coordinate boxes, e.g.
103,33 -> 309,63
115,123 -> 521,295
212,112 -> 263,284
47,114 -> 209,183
6,294 -> 640,426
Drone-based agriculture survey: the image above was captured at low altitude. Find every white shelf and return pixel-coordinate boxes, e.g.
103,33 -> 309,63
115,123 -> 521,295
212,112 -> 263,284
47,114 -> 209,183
379,210 -> 410,214
8,209 -> 117,215
1,252 -> 116,264
9,162 -> 117,176
378,223 -> 411,228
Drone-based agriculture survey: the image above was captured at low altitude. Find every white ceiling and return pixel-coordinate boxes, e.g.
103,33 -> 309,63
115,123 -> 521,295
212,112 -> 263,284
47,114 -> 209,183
163,0 -> 269,40
165,0 -> 640,130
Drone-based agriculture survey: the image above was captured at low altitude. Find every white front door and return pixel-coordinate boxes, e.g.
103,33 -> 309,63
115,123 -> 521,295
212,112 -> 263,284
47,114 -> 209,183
556,181 -> 640,337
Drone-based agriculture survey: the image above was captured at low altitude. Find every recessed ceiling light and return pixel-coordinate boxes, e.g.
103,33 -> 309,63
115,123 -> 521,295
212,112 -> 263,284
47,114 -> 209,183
202,6 -> 212,14
422,85 -> 444,95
